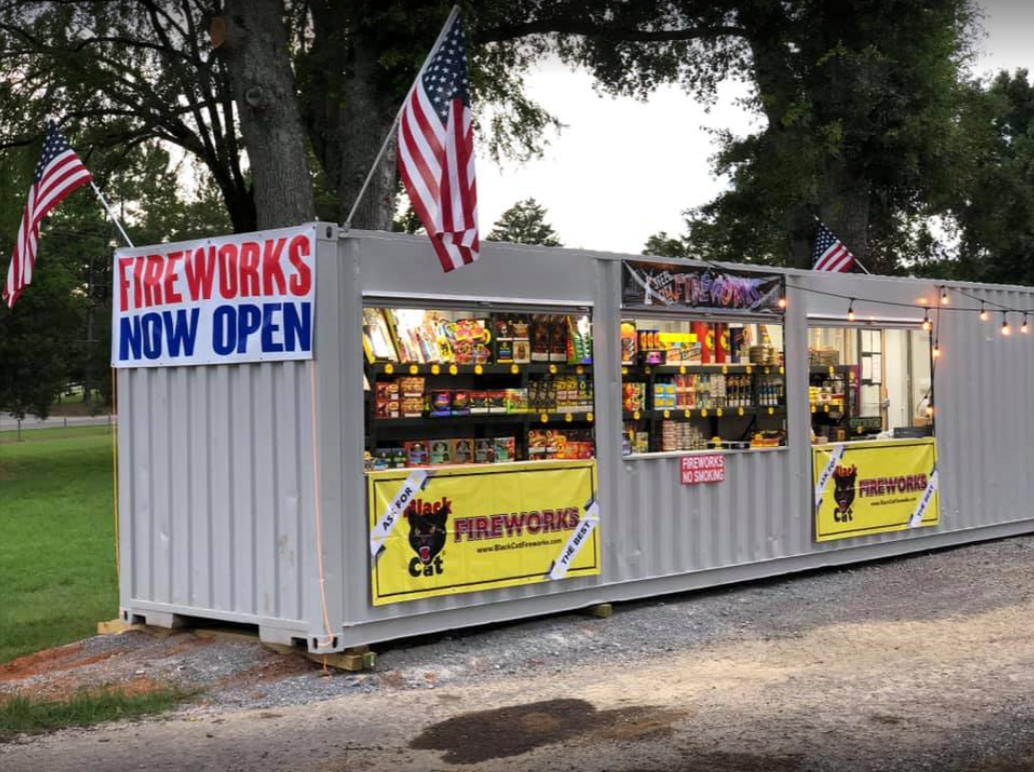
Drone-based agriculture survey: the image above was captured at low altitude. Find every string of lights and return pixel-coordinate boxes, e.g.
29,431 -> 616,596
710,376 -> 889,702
782,282 -> 1032,340
783,283 -> 1034,316
781,281 -> 1032,422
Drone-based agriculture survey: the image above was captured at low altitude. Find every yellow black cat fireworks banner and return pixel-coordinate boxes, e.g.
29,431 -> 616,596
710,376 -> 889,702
813,438 -> 939,542
367,460 -> 601,606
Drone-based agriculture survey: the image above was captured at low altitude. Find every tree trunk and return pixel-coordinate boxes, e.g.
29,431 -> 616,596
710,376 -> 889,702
303,3 -> 398,230
213,170 -> 258,233
221,0 -> 315,230
818,164 -> 871,269
747,24 -> 820,270
336,58 -> 398,230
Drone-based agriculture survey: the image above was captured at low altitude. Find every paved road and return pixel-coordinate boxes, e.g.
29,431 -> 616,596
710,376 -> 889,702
2,535 -> 1032,772
0,412 -> 114,432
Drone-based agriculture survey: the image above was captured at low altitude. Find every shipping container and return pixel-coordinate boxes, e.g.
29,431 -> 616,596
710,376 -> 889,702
114,225 -> 1034,651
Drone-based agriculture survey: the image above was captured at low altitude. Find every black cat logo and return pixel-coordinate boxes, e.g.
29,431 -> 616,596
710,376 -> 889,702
833,464 -> 857,523
405,497 -> 450,577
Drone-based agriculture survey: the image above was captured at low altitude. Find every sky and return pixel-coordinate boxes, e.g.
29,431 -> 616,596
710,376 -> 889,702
476,1 -> 1034,254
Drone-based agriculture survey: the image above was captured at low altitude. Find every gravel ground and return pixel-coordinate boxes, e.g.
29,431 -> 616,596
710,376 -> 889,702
1,534 -> 1032,771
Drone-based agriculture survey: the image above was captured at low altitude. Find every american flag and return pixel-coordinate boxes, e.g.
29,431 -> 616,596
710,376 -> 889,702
812,222 -> 856,273
3,122 -> 92,307
397,10 -> 479,272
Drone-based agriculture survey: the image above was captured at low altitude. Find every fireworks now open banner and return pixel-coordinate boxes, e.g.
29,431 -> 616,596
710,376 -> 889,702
813,438 -> 940,542
111,225 -> 316,368
367,460 -> 601,606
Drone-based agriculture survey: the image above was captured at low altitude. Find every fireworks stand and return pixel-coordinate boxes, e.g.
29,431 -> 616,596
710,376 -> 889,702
112,224 -> 1034,653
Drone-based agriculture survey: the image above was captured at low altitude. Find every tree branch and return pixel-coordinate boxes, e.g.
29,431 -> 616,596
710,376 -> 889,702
475,20 -> 745,45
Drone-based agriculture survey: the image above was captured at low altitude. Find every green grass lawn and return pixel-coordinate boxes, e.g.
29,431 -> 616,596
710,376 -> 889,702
0,686 -> 194,741
0,425 -> 118,664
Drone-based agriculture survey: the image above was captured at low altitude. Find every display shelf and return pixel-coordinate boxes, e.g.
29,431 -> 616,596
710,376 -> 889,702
626,407 -> 785,421
367,362 -> 592,377
621,363 -> 778,375
374,412 -> 595,428
373,414 -> 525,428
808,364 -> 856,436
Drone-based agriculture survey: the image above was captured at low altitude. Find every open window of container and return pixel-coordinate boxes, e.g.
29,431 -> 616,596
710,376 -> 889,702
361,300 -> 596,470
807,322 -> 934,444
619,260 -> 788,456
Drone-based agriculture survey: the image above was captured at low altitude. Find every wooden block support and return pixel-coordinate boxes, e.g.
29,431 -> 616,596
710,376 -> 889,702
97,619 -> 177,638
97,619 -> 145,636
583,603 -> 613,619
308,646 -> 377,672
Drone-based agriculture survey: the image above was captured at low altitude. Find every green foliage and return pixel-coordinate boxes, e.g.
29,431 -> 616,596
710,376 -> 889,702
0,686 -> 193,739
0,116 -> 230,418
0,144 -> 85,419
0,0 -> 256,231
392,199 -> 424,235
0,426 -> 118,664
936,70 -> 1034,285
488,198 -> 563,246
642,231 -> 689,258
570,1 -> 976,269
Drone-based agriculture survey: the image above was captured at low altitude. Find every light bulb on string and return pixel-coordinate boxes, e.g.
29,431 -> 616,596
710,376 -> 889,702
847,300 -> 856,322
1001,313 -> 1011,336
932,343 -> 941,359
1023,315 -> 1030,334
980,302 -> 989,322
778,296 -> 787,310
921,311 -> 932,332
940,287 -> 950,305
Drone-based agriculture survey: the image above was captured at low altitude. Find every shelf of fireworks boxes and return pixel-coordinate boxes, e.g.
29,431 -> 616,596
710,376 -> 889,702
363,307 -> 593,369
366,435 -> 521,471
365,307 -> 596,471
371,371 -> 594,422
366,423 -> 598,471
620,318 -> 781,368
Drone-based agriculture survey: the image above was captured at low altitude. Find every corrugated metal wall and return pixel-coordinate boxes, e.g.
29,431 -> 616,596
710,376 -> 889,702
118,362 -> 312,625
119,229 -> 1034,649
117,226 -> 342,643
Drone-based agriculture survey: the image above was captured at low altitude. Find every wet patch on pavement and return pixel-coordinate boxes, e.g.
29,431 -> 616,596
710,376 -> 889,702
409,697 -> 689,764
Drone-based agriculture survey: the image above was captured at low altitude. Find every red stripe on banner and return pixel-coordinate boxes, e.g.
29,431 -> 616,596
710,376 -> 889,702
398,137 -> 439,225
35,157 -> 88,208
825,247 -> 853,273
454,104 -> 474,232
394,26 -> 480,273
32,170 -> 91,230
404,92 -> 443,181
814,245 -> 837,271
398,142 -> 456,272
399,110 -> 441,207
412,88 -> 445,160
448,104 -> 465,231
833,254 -> 855,273
36,150 -> 78,185
4,139 -> 92,307
15,198 -> 37,294
815,244 -> 845,271
439,116 -> 456,233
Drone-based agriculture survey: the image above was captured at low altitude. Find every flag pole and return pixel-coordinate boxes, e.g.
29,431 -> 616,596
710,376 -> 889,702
90,182 -> 134,248
341,4 -> 461,232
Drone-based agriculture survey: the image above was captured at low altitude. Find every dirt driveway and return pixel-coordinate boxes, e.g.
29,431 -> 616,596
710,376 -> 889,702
2,535 -> 1032,772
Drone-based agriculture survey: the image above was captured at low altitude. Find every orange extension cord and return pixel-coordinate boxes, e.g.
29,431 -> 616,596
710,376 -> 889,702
308,360 -> 336,650
110,368 -> 120,584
